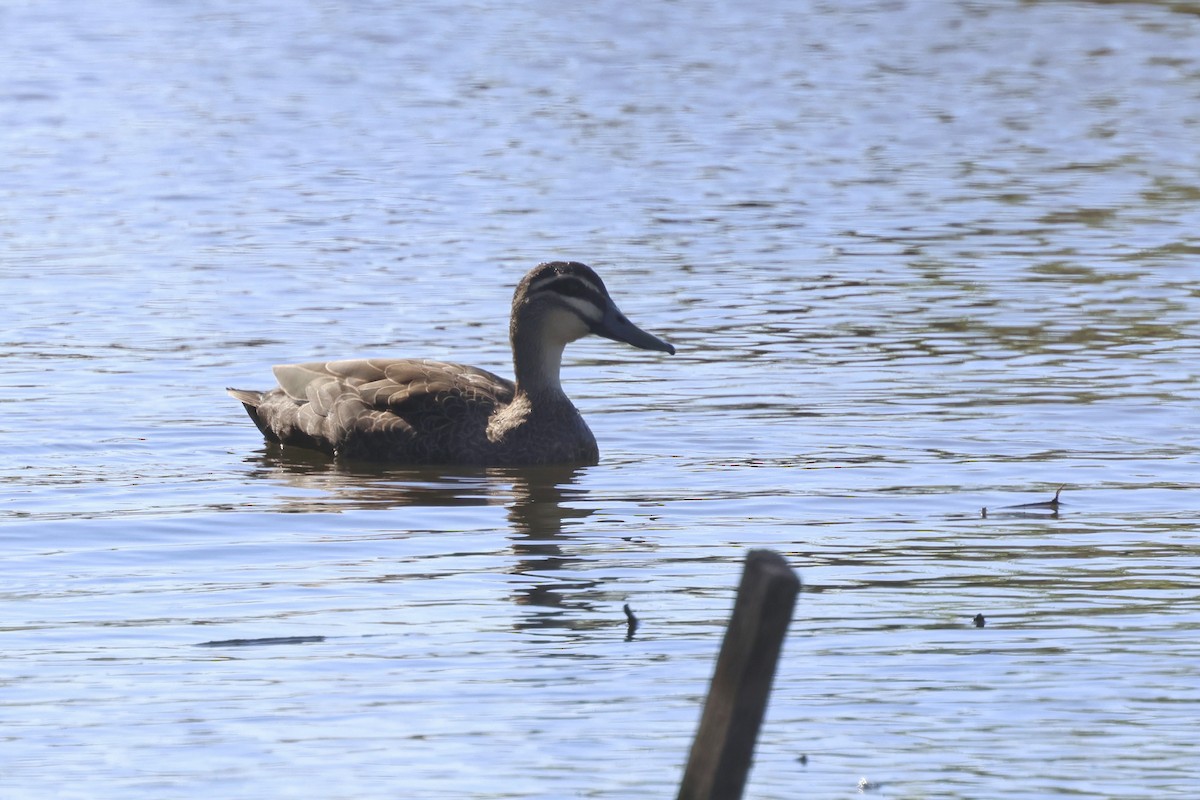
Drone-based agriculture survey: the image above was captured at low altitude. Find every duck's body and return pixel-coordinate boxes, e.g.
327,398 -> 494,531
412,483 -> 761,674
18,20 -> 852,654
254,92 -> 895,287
228,262 -> 674,466
228,356 -> 597,465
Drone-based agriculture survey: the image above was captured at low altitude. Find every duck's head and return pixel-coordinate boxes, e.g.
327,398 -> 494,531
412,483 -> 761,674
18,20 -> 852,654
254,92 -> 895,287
510,261 -> 675,391
514,261 -> 675,353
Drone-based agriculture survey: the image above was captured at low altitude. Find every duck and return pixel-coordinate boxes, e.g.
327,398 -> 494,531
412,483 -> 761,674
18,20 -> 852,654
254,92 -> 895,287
227,261 -> 675,466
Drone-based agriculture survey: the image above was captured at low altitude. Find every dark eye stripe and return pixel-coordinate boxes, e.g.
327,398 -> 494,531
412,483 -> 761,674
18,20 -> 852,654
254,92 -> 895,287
547,277 -> 606,306
529,275 -> 607,309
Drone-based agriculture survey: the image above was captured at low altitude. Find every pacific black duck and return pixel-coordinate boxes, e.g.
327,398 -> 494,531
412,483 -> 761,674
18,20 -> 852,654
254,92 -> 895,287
227,261 -> 674,465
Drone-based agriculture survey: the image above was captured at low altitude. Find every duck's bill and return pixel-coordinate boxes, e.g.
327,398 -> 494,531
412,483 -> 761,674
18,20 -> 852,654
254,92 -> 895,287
595,302 -> 676,355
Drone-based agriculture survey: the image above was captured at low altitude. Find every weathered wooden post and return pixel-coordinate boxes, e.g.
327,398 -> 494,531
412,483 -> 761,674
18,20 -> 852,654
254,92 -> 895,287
677,549 -> 800,800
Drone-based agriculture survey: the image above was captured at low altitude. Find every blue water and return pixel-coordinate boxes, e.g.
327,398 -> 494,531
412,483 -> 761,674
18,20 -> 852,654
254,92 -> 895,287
3,1 -> 1200,797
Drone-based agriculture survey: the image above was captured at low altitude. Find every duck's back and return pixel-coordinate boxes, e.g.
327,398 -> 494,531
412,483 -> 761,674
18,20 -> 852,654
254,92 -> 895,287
230,358 -> 515,463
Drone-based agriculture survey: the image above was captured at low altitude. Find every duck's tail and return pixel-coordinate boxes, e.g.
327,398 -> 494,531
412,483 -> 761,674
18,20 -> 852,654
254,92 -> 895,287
227,387 -> 280,442
226,388 -> 264,407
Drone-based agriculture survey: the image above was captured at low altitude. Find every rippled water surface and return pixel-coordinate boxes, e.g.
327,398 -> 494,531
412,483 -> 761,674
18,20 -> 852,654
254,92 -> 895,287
4,1 -> 1200,797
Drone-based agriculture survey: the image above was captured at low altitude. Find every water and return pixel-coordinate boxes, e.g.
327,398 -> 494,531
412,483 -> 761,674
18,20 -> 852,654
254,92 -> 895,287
3,0 -> 1200,797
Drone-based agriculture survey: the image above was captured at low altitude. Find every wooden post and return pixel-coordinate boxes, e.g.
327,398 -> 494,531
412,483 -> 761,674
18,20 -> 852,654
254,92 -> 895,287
677,549 -> 801,800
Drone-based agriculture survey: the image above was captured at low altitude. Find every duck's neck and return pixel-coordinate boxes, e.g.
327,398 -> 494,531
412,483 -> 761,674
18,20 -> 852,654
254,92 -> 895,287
511,326 -> 567,400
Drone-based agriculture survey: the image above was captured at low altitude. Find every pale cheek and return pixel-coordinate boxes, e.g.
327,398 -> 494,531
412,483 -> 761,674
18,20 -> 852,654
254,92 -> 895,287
545,308 -> 591,345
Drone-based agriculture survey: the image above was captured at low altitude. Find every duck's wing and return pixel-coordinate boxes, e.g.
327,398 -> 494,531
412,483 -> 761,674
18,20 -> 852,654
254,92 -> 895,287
231,358 -> 515,461
276,358 -> 514,417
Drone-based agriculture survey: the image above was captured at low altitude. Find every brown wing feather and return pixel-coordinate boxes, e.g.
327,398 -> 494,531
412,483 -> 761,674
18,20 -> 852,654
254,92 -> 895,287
231,358 -> 515,462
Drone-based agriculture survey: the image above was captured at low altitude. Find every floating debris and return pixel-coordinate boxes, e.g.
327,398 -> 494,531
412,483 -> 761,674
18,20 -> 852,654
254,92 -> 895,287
196,636 -> 325,648
1006,485 -> 1064,510
980,486 -> 1066,518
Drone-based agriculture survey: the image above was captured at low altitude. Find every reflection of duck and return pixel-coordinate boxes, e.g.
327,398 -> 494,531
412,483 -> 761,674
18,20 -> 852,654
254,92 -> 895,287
239,446 -> 589,521
239,448 -> 590,532
504,466 -> 606,623
228,262 -> 674,466
238,449 -> 612,629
